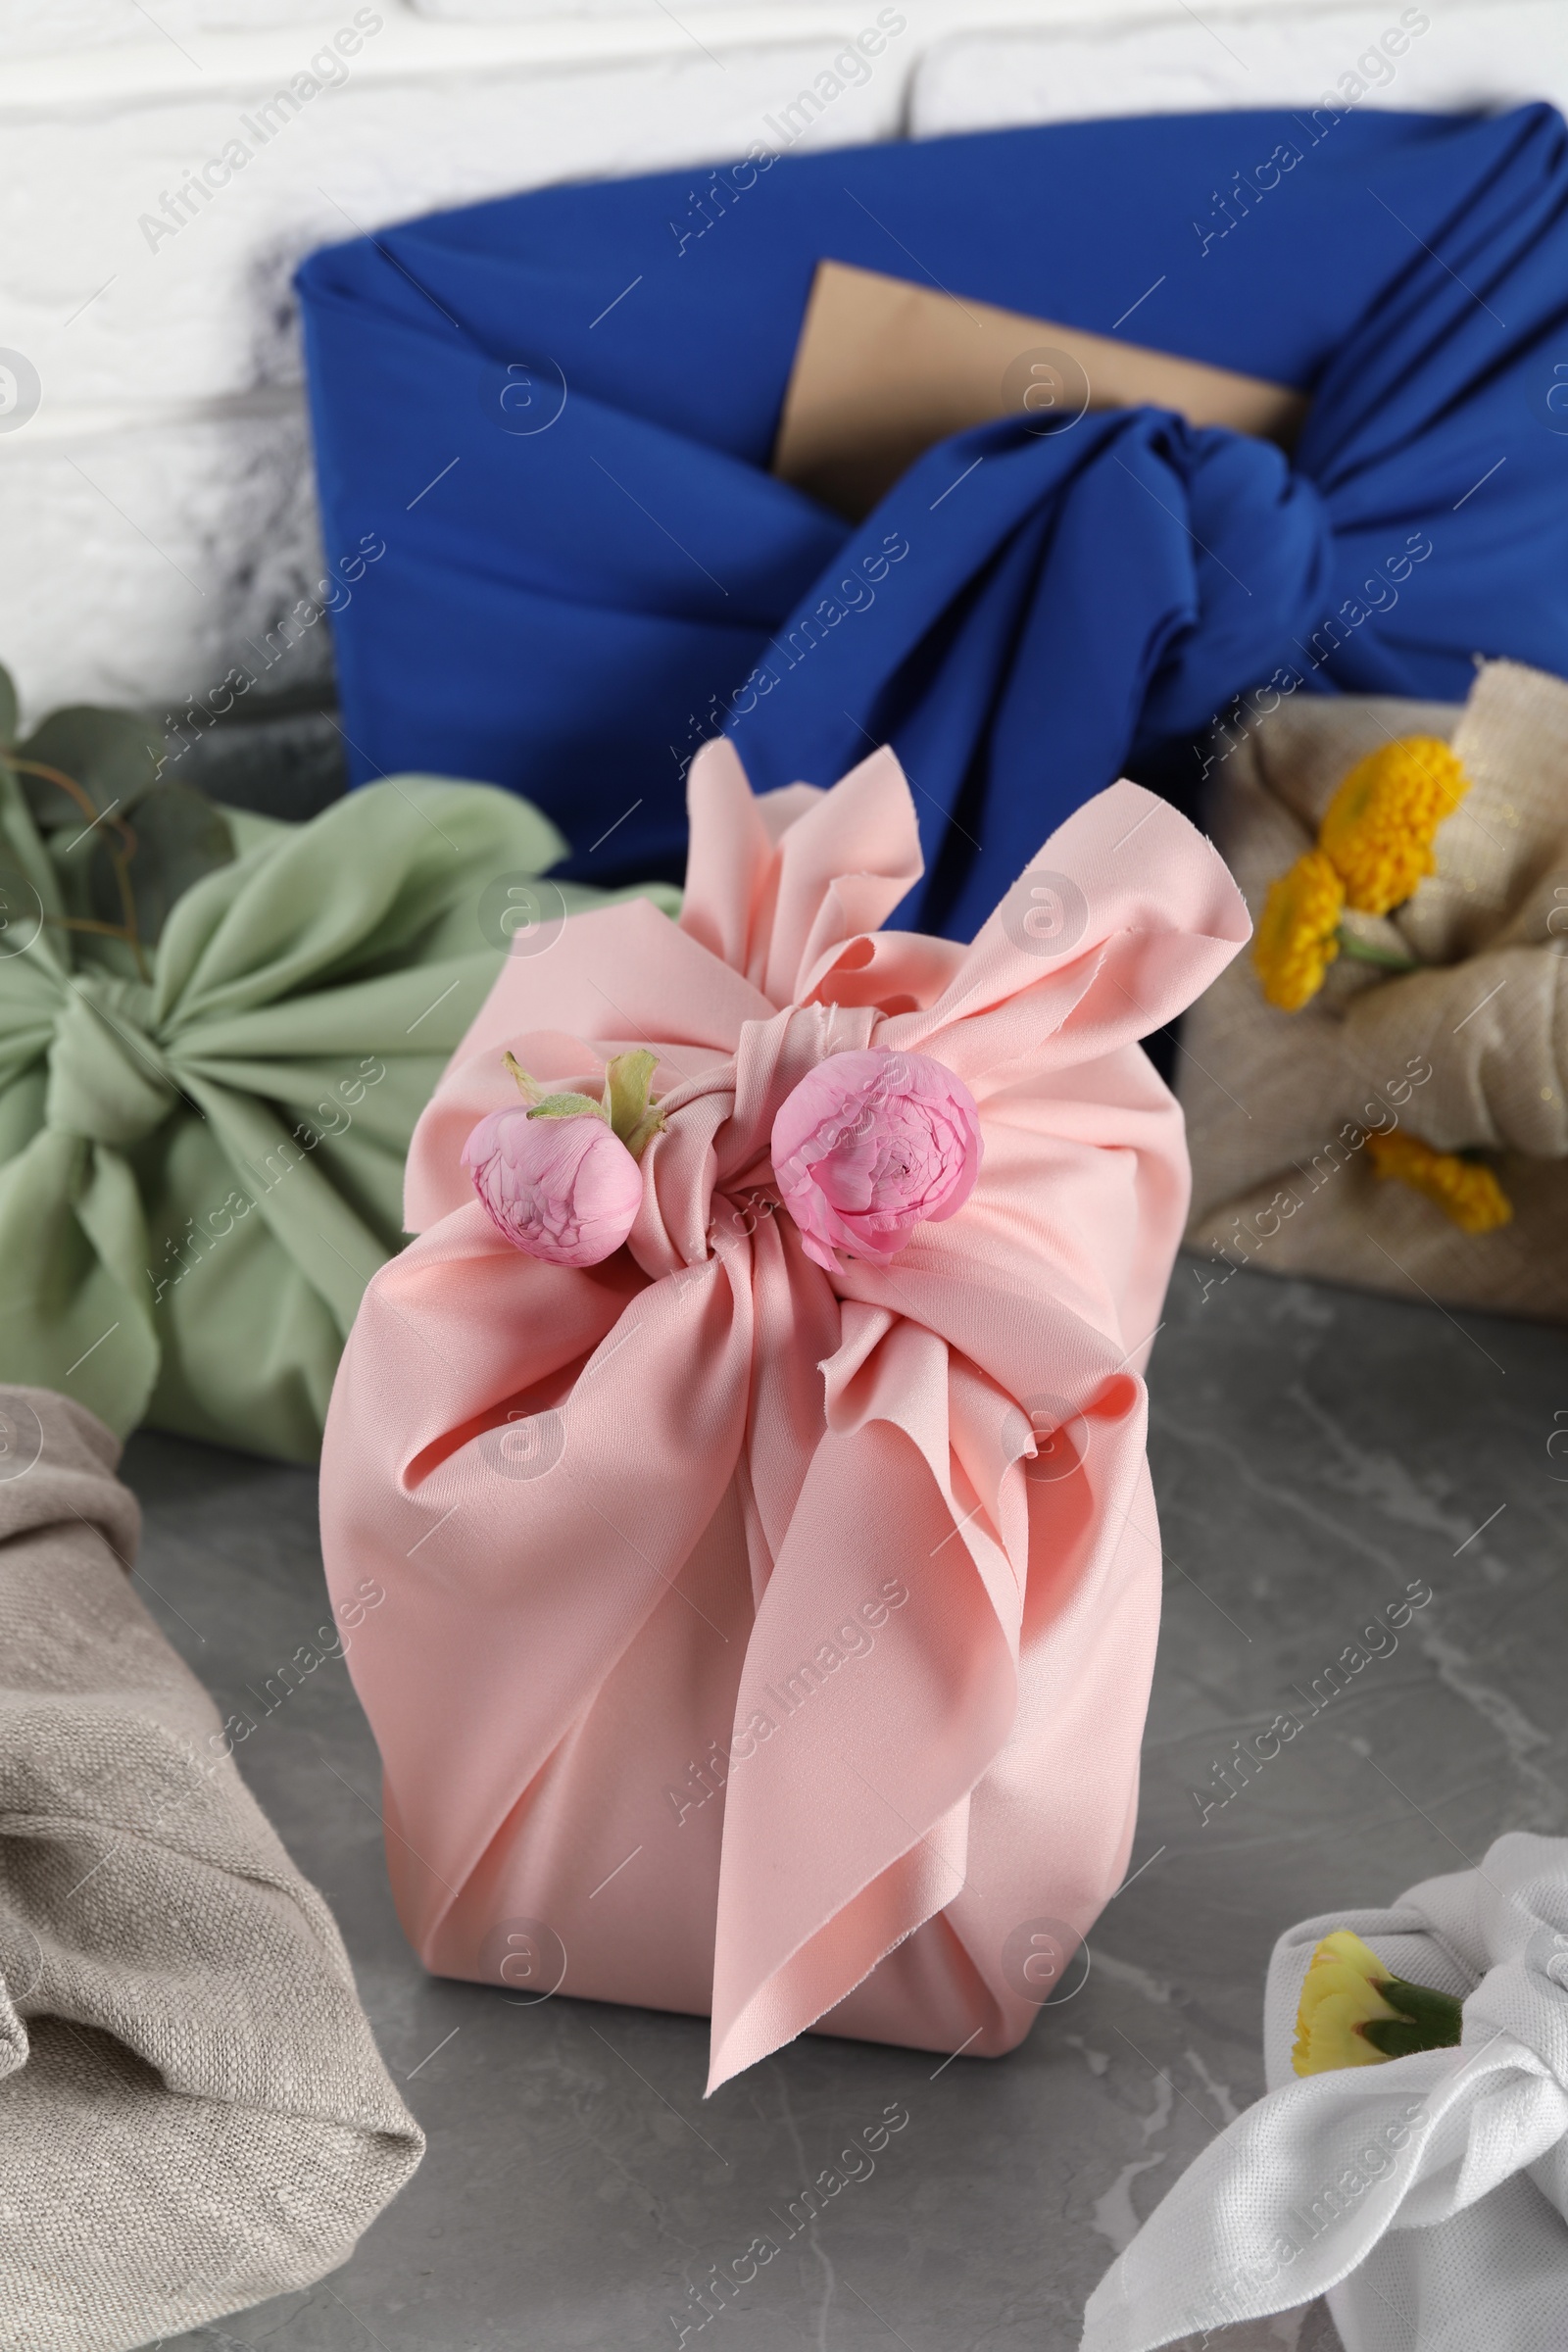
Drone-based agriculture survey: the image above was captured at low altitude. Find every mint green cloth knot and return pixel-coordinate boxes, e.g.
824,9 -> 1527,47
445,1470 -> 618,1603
0,772 -> 678,1460
44,981 -> 177,1148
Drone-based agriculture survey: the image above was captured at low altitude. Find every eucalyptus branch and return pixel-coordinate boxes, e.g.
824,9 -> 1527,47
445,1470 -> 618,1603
44,913 -> 141,940
6,754 -> 150,980
107,818 -> 149,983
7,756 -> 101,828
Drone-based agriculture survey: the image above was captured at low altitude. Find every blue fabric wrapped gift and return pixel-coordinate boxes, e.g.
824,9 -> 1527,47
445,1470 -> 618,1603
297,104 -> 1568,937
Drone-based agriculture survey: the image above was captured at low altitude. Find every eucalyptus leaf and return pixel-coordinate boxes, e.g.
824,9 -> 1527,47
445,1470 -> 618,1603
18,705 -> 167,828
0,662 -> 17,751
85,783 -> 234,949
0,766 -> 69,979
0,828 -> 42,963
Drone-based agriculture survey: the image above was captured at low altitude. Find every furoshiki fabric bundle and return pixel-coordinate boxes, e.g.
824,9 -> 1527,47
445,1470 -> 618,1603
320,740 -> 1247,2088
1081,1834 -> 1568,2352
1180,659 -> 1568,1321
0,742 -> 673,1462
297,104 -> 1568,937
0,1385 -> 421,2351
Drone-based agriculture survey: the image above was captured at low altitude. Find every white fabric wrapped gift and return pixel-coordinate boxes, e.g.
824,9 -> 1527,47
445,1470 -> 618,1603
1081,1834 -> 1568,2352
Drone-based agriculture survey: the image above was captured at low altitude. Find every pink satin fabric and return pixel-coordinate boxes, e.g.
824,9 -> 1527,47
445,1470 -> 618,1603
319,743 -> 1248,2090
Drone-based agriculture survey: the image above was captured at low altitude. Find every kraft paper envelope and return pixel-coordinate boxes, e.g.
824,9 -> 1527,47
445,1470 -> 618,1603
772,259 -> 1308,518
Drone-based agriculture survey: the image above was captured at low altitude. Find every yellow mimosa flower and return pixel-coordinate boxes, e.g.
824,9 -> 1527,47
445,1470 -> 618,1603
1319,737 -> 1469,915
1367,1131 -> 1513,1235
1252,850 -> 1346,1010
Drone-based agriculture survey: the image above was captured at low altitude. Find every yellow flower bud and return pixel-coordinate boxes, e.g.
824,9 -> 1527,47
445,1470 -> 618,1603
1293,1931 -> 1399,2076
1293,1929 -> 1465,2073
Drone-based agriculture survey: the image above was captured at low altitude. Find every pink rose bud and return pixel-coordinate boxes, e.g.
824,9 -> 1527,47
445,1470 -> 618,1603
463,1106 -> 643,1268
771,1048 -> 982,1273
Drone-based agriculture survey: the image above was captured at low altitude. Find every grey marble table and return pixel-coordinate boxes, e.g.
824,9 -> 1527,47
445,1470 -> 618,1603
134,1258 -> 1567,2352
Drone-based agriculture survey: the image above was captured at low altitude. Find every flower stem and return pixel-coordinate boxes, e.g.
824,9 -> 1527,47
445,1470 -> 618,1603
1338,930 -> 1420,972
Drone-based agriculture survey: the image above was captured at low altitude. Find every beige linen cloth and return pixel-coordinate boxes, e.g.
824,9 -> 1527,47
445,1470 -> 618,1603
0,1384 -> 422,2351
1180,659 -> 1568,1320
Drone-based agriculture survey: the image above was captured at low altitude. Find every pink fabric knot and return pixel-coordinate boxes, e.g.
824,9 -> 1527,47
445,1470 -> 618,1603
625,1000 -> 879,1284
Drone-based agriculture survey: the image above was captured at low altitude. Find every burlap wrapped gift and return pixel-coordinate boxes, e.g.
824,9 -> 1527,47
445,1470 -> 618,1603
1180,659 -> 1568,1320
0,1384 -> 422,2351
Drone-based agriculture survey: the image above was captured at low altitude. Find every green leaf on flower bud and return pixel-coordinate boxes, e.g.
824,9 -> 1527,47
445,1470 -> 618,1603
1377,1977 -> 1463,2043
503,1052 -> 544,1102
525,1092 -> 611,1122
1363,2013 -> 1439,2050
603,1048 -> 665,1161
603,1049 -> 656,1134
1360,2016 -> 1444,2059
622,1111 -> 665,1162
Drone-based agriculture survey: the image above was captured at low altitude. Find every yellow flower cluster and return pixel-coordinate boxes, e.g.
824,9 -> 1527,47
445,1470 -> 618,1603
1251,736 -> 1469,1010
1320,736 -> 1469,916
1253,850 -> 1345,1011
1366,1131 -> 1513,1234
1293,1932 -> 1399,2076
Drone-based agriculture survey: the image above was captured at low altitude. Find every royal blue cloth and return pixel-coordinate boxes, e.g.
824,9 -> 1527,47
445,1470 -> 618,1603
297,105 -> 1568,936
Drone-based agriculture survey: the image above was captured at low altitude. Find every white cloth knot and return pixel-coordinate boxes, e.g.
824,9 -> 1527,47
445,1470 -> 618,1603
1082,1833 -> 1568,2352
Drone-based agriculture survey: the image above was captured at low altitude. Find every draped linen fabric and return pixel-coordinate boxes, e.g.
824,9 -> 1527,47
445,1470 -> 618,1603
1181,659 -> 1568,1321
0,769 -> 673,1460
0,1384 -> 422,2351
318,741 -> 1248,2090
1081,1834 -> 1568,2352
297,104 -> 1568,937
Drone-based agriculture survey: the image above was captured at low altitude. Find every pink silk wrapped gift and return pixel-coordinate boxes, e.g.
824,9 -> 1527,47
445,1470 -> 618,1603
319,743 -> 1247,2090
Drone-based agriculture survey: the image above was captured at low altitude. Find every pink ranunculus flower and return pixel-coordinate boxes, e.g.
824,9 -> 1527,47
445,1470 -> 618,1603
462,1105 -> 643,1268
771,1047 -> 982,1272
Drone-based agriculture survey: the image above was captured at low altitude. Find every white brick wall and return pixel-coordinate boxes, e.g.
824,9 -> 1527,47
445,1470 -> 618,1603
0,0 -> 1557,731
911,0 -> 1568,135
0,0 -> 352,62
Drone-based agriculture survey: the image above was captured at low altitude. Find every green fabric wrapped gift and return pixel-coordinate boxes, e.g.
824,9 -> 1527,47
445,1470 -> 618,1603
0,670 -> 676,1460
